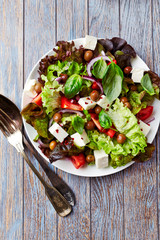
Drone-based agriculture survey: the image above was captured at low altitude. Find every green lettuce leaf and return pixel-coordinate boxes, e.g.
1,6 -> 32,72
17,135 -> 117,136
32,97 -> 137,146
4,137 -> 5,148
107,99 -> 147,149
41,86 -> 61,114
128,90 -> 147,115
80,79 -> 92,97
21,103 -> 49,138
87,99 -> 147,168
110,154 -> 134,168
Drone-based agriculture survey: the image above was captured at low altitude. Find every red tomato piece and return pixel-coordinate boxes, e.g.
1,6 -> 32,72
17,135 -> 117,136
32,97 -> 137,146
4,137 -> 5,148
91,113 -> 116,137
107,59 -> 117,65
71,153 -> 86,169
105,128 -> 116,138
137,106 -> 153,121
61,96 -> 83,111
91,82 -> 100,90
90,113 -> 104,131
32,93 -> 42,106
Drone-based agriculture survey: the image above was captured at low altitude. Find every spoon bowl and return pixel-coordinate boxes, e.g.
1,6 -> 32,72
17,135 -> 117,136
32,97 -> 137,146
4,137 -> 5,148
0,94 -> 22,129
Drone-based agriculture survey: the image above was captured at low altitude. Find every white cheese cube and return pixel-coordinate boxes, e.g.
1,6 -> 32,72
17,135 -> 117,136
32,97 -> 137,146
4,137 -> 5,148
131,68 -> 145,83
71,130 -> 90,147
138,120 -> 151,136
84,35 -> 97,50
49,122 -> 68,143
94,149 -> 109,168
24,79 -> 37,98
97,95 -> 111,109
131,55 -> 150,71
78,96 -> 96,110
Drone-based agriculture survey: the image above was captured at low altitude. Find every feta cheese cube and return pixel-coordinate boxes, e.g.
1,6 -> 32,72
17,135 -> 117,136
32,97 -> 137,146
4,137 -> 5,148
78,96 -> 96,110
138,120 -> 151,136
71,130 -> 90,147
24,79 -> 37,98
84,35 -> 97,50
131,68 -> 145,83
94,149 -> 109,168
131,55 -> 150,71
49,122 -> 68,143
97,95 -> 110,109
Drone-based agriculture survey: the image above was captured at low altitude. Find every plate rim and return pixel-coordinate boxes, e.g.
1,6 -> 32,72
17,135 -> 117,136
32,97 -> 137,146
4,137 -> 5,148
21,37 -> 154,177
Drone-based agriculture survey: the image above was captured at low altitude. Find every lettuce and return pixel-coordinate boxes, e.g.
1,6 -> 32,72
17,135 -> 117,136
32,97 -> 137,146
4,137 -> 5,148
21,103 -> 49,138
107,99 -> 147,147
87,99 -> 147,168
41,86 -> 61,114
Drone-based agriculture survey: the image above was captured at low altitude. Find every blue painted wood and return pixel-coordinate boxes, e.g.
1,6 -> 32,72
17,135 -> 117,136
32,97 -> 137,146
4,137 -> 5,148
0,1 -> 23,240
152,0 -> 160,237
0,1 -> 160,239
120,0 -> 158,239
23,1 -> 57,239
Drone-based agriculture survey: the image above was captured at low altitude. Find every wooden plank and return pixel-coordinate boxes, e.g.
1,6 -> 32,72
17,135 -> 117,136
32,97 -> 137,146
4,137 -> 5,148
0,0 -> 23,239
152,0 -> 160,237
120,0 -> 158,239
56,1 -> 90,240
23,1 -> 57,239
89,1 -> 124,240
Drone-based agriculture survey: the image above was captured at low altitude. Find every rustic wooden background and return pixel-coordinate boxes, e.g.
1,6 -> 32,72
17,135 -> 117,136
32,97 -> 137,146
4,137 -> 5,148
0,0 -> 160,239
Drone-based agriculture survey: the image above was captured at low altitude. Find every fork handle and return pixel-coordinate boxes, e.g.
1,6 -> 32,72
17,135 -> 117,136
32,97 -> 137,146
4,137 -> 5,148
21,150 -> 72,217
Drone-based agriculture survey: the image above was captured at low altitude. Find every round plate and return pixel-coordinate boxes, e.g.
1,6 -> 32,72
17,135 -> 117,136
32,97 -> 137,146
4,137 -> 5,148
22,38 -> 160,177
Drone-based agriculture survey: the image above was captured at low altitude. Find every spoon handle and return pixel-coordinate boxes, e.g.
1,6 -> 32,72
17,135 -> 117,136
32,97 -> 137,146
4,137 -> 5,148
23,135 -> 75,206
21,150 -> 72,217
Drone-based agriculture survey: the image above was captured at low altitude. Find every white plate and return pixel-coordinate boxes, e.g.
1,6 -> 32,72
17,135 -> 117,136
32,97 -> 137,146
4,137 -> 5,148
22,38 -> 160,177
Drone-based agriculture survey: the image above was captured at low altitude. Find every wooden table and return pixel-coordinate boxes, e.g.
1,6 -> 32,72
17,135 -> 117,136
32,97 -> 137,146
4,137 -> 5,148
0,0 -> 160,239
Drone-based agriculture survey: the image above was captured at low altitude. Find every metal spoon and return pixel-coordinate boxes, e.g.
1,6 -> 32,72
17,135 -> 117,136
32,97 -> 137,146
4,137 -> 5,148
0,94 -> 73,216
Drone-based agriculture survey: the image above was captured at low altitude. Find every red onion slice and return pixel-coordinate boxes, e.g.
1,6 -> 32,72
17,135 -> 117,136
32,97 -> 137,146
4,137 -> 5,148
58,109 -> 84,116
82,75 -> 103,94
49,118 -> 54,128
37,139 -> 49,148
87,56 -> 111,77
55,77 -> 62,82
144,116 -> 155,124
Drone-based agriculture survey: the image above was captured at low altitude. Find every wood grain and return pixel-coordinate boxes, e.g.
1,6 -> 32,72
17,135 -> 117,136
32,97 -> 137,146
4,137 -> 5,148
89,1 -> 125,240
23,1 -> 57,239
152,0 -> 160,237
0,0 -> 23,239
120,0 -> 158,239
0,0 -> 160,239
56,1 -> 90,240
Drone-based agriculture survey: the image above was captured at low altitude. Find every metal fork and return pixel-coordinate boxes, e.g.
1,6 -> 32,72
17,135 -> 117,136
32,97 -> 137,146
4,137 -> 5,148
0,108 -> 72,217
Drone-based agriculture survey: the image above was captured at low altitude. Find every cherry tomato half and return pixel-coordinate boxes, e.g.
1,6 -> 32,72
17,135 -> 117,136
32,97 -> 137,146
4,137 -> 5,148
137,106 -> 153,121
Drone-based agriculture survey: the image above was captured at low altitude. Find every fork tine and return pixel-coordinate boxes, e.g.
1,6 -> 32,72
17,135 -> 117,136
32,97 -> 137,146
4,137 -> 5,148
0,120 -> 9,137
0,109 -> 16,134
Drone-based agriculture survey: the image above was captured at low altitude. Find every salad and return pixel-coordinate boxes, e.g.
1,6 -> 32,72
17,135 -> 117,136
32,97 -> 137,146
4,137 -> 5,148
21,35 -> 160,170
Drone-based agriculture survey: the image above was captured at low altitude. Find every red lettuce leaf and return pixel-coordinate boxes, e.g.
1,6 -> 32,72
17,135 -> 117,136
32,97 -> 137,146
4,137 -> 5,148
133,143 -> 155,162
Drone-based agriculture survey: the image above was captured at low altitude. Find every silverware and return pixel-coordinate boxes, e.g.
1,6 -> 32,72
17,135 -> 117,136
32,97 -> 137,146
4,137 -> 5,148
0,107 -> 72,217
0,94 -> 75,207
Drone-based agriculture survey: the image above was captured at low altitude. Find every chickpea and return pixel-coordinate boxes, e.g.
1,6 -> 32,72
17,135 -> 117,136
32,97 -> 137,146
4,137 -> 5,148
86,155 -> 95,163
84,50 -> 93,62
94,106 -> 102,115
116,134 -> 126,144
130,85 -> 137,91
49,140 -> 57,150
124,102 -> 132,109
120,96 -> 128,103
90,90 -> 100,101
124,66 -> 132,75
60,73 -> 68,82
53,113 -> 62,123
85,120 -> 95,130
34,82 -> 43,93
